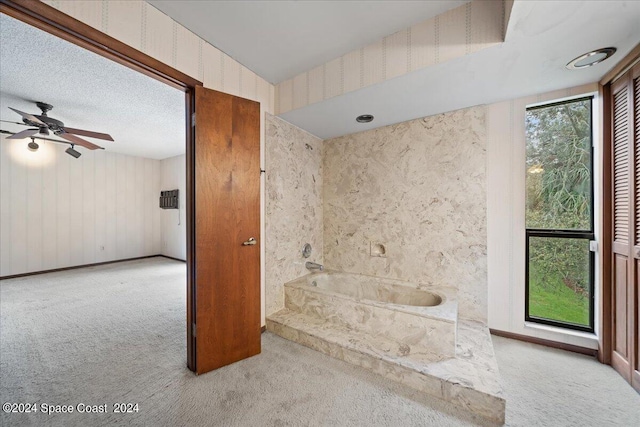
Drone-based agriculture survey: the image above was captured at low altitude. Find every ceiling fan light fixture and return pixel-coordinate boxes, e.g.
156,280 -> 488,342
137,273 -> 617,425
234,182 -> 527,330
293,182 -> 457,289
7,102 -> 112,151
566,47 -> 617,70
65,144 -> 81,159
27,138 -> 39,152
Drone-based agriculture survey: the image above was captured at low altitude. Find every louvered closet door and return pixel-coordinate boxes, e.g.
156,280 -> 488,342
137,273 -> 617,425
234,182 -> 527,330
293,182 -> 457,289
632,63 -> 640,391
610,62 -> 640,392
611,72 -> 632,382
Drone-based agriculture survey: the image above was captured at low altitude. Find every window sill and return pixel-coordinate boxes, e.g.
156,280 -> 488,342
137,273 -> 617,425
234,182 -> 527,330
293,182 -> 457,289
524,322 -> 599,346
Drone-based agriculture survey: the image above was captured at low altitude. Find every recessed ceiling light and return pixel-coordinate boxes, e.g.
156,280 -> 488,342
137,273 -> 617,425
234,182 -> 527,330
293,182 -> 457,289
356,114 -> 374,123
566,47 -> 616,70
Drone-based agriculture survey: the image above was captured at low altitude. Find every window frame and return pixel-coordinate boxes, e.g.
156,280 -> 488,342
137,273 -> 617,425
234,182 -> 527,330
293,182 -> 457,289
524,96 -> 596,333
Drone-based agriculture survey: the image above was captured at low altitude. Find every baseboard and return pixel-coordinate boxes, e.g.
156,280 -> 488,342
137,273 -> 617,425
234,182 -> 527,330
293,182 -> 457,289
0,255 -> 167,280
490,328 -> 598,357
159,255 -> 187,262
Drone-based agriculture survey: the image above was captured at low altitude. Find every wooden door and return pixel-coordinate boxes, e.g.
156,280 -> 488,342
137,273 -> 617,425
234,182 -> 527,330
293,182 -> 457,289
633,63 -> 640,391
609,62 -> 640,392
190,86 -> 261,375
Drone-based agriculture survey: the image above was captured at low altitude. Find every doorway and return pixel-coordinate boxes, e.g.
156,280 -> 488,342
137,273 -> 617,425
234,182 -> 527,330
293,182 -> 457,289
0,0 -> 261,375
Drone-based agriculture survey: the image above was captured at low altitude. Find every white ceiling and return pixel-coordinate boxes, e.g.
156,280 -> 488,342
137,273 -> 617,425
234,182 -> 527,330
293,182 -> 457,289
279,0 -> 640,139
2,1 -> 638,149
148,0 -> 468,84
0,13 -> 185,160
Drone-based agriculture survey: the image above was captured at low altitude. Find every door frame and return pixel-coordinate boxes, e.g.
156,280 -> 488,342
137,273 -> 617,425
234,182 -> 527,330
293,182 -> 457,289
0,0 -> 202,371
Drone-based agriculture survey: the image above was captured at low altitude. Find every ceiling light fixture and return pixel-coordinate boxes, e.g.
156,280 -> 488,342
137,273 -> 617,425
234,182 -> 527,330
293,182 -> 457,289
356,114 -> 374,123
27,137 -> 39,152
566,47 -> 616,70
65,144 -> 81,158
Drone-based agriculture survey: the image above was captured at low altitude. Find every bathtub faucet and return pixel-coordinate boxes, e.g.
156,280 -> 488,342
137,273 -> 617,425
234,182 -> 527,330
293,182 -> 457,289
305,261 -> 324,272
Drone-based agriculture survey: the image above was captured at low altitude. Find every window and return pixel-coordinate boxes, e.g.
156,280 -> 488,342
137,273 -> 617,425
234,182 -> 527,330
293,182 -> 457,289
525,96 -> 594,332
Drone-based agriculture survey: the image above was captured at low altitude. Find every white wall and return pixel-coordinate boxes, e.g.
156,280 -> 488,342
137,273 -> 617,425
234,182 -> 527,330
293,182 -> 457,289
0,136 -> 161,277
486,83 -> 600,349
160,154 -> 186,261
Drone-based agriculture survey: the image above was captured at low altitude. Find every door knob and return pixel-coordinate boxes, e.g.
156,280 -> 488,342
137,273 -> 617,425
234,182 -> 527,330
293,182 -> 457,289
242,237 -> 257,246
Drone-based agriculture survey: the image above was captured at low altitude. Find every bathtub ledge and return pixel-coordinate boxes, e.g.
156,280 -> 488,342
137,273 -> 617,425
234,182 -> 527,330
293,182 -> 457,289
267,309 -> 505,424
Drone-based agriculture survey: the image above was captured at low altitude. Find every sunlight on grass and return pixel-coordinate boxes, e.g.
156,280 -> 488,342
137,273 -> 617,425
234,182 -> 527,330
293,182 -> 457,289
529,267 -> 589,326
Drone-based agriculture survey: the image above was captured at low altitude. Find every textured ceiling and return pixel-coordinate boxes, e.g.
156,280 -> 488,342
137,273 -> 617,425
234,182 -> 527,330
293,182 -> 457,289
0,13 -> 185,160
148,0 -> 468,84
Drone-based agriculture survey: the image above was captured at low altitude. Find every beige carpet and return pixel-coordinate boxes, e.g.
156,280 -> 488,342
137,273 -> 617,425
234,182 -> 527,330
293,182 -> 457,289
1,257 -> 638,426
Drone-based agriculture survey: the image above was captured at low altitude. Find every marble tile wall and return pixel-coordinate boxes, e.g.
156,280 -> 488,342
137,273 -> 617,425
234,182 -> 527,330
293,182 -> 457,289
265,115 -> 324,315
323,106 -> 487,322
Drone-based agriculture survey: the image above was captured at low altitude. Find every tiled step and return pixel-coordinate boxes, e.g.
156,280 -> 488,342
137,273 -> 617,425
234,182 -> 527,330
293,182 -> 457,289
267,309 -> 505,424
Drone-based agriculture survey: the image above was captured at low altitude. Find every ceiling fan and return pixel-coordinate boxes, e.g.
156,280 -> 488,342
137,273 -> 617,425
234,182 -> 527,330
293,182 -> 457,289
6,101 -> 113,150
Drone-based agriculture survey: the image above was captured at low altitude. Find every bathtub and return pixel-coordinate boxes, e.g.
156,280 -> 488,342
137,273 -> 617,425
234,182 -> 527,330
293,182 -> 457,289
282,271 -> 457,362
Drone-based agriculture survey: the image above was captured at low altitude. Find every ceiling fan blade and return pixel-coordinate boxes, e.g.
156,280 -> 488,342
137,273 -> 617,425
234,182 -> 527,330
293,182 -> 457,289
62,127 -> 114,141
59,132 -> 103,150
6,128 -> 40,140
0,119 -> 30,126
8,107 -> 46,126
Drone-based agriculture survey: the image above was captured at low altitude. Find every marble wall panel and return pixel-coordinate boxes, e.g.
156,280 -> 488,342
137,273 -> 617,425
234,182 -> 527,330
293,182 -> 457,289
265,115 -> 323,315
323,106 -> 487,322
284,286 -> 456,361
